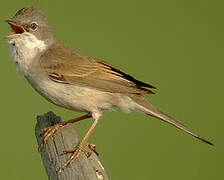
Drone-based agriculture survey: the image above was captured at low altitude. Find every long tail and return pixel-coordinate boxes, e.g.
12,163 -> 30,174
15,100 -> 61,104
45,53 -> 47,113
131,95 -> 213,146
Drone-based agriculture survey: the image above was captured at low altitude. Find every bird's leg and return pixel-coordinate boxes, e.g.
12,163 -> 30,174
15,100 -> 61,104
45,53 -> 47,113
38,114 -> 91,151
58,116 -> 99,173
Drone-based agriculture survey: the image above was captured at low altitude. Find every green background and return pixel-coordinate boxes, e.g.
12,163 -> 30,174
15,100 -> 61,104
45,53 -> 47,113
0,0 -> 222,179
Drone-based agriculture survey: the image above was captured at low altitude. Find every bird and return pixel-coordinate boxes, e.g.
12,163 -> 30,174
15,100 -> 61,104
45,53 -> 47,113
5,7 -> 213,172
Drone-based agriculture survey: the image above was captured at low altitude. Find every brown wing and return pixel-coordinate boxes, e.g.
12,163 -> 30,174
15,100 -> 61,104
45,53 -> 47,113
40,43 -> 155,94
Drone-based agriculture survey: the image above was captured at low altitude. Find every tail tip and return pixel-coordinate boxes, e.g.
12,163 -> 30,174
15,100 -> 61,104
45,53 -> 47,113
199,137 -> 214,146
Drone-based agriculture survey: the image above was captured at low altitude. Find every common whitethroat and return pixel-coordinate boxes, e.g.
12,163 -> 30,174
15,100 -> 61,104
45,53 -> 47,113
5,7 -> 213,172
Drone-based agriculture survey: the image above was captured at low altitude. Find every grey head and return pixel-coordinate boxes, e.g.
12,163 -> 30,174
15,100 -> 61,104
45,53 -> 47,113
6,7 -> 54,46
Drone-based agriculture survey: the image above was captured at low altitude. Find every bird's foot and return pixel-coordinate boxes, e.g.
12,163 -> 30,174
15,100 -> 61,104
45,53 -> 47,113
86,143 -> 99,157
38,123 -> 63,151
57,143 -> 99,173
38,114 -> 92,151
58,143 -> 84,173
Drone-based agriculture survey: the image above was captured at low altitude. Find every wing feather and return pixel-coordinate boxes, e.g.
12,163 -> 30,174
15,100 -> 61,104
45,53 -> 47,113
40,43 -> 155,94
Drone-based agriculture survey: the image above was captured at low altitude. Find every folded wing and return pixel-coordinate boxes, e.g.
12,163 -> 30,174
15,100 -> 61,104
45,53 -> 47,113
40,43 -> 155,95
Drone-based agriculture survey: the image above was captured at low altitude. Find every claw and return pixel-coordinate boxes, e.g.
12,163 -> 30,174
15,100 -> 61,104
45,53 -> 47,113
38,123 -> 63,151
88,143 -> 99,157
57,143 -> 99,173
58,143 -> 83,173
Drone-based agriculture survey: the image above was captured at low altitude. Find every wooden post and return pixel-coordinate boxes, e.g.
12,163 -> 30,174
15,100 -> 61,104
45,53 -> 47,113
35,111 -> 109,180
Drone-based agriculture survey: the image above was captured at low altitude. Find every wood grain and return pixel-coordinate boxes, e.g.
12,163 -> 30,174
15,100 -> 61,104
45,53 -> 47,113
35,111 -> 109,180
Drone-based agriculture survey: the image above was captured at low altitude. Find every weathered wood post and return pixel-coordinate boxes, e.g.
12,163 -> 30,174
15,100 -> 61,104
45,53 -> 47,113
35,111 -> 109,180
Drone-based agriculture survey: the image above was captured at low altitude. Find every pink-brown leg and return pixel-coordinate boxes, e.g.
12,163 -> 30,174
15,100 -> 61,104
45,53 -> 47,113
58,116 -> 99,173
39,114 -> 91,151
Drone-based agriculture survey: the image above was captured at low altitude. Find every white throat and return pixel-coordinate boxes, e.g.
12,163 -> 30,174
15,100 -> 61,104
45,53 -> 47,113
6,32 -> 47,75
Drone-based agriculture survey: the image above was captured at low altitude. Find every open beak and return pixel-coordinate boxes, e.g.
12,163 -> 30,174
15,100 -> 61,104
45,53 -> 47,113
5,19 -> 25,34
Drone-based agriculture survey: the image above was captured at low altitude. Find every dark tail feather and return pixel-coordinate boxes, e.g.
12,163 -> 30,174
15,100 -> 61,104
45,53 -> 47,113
131,95 -> 213,146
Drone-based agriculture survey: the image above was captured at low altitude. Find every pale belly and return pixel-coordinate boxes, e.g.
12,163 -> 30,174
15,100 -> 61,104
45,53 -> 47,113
25,74 -> 116,113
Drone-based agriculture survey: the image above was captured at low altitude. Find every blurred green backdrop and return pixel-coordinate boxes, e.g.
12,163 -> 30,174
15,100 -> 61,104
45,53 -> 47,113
0,0 -> 222,179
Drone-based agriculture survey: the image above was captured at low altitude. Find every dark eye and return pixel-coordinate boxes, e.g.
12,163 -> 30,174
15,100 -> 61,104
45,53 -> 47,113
30,22 -> 38,30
